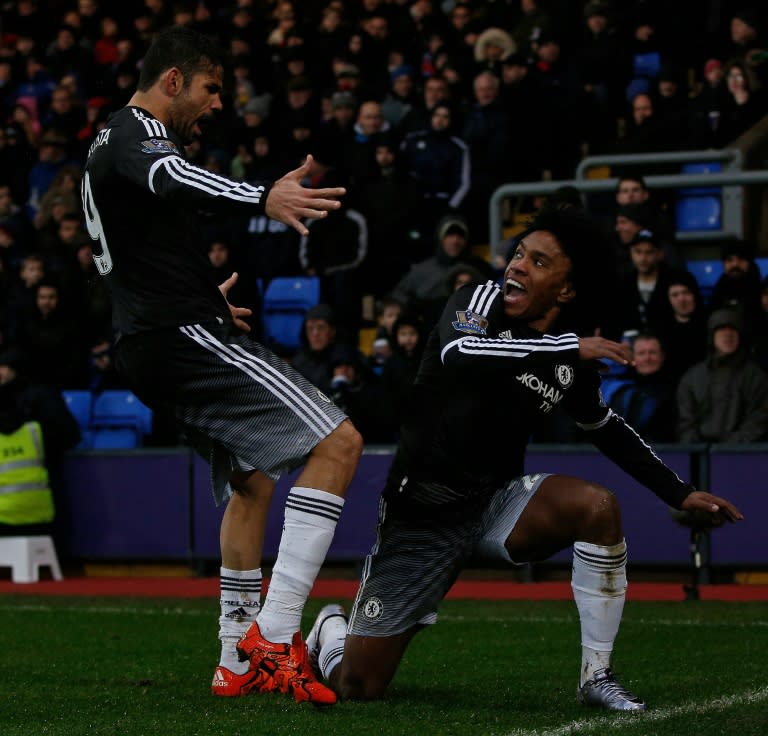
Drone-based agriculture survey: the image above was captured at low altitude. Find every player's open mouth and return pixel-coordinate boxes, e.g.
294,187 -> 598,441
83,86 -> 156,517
504,278 -> 527,306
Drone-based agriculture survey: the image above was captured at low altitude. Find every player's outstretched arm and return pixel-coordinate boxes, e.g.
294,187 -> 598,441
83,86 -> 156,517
680,490 -> 744,526
265,155 -> 346,236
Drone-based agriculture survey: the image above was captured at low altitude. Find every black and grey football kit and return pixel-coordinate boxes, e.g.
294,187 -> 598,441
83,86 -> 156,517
349,280 -> 694,636
82,106 -> 347,500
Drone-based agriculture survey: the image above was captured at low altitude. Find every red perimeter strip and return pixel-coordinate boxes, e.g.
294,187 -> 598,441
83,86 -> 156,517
0,578 -> 767,601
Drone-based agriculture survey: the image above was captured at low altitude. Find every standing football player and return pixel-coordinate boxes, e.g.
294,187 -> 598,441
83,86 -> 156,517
82,25 -> 362,705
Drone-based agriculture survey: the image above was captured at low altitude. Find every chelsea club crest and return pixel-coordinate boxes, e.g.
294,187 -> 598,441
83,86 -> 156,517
555,364 -> 574,388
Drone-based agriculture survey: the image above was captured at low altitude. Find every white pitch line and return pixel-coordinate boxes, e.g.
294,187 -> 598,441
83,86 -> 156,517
501,686 -> 768,736
0,606 -> 766,629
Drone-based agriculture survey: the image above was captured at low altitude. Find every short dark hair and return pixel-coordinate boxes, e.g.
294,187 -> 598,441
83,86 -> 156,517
616,173 -> 647,191
137,26 -> 226,91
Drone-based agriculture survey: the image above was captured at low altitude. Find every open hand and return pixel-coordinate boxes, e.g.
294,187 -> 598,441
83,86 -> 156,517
679,490 -> 744,528
218,272 -> 252,332
578,336 -> 633,366
265,155 -> 346,236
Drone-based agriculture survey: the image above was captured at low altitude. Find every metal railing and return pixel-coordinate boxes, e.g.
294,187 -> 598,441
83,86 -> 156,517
489,168 -> 768,263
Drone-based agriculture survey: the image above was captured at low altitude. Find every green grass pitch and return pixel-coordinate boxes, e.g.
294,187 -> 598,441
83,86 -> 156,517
1,596 -> 766,736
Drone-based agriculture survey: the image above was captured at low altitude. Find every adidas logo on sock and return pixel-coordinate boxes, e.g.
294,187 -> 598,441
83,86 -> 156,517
225,607 -> 250,620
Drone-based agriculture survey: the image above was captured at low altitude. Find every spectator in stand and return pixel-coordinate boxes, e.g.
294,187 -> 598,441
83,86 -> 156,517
340,99 -> 391,192
298,154 -> 367,329
677,307 -> 768,443
445,262 -> 488,293
719,59 -> 767,143
381,65 -> 419,129
33,164 -> 81,232
658,271 -> 709,384
291,303 -> 345,395
381,309 -> 426,426
373,294 -> 404,345
608,332 -> 678,443
0,346 -> 80,537
613,202 -> 684,275
399,102 -> 470,251
616,92 -> 679,155
27,128 -> 80,221
529,31 -> 582,179
689,58 -> 731,149
461,70 -> 511,244
391,213 -> 495,329
498,53 -> 544,183
573,2 -> 628,157
14,280 -> 86,389
511,0 -> 552,61
86,335 -> 128,392
722,8 -> 764,65
398,74 -> 452,136
0,184 -> 34,268
472,27 -> 516,79
0,126 -> 34,206
709,239 -> 763,337
652,65 -> 691,149
327,342 -> 398,445
41,85 -> 86,142
6,253 -> 46,332
615,230 -> 677,336
356,135 -> 423,296
316,91 -> 357,164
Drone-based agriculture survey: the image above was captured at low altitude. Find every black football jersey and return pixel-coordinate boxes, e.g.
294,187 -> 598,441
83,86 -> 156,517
388,280 -> 693,508
81,106 -> 273,336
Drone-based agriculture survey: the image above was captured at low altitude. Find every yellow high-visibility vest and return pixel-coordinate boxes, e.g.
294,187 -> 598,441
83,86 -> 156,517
0,421 -> 54,525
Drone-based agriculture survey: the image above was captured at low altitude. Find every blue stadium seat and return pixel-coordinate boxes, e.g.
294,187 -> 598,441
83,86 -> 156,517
676,161 -> 722,232
632,52 -> 661,79
755,257 -> 768,279
62,390 -> 92,430
600,378 -> 631,406
686,259 -> 723,303
90,390 -> 153,437
675,196 -> 722,232
678,161 -> 722,196
261,276 -> 321,350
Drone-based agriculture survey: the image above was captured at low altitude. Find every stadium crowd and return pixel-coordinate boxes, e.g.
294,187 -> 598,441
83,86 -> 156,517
0,0 -> 767,445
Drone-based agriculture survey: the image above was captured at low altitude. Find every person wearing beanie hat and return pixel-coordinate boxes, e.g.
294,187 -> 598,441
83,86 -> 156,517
710,239 -> 763,334
390,211 -> 494,329
657,270 -> 708,382
381,64 -> 418,128
677,304 -> 768,442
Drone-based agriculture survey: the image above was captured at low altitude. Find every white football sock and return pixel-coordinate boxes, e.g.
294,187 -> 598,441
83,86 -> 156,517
257,487 -> 344,644
218,567 -> 262,673
571,539 -> 628,687
318,615 -> 348,680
